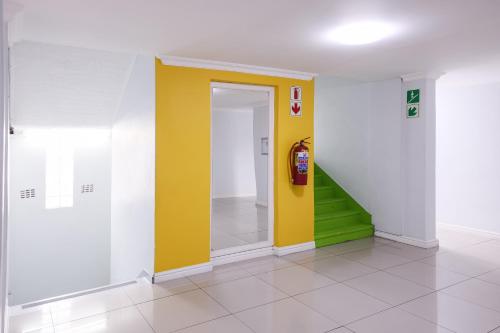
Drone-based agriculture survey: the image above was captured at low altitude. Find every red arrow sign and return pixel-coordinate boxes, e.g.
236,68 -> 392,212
291,102 -> 301,114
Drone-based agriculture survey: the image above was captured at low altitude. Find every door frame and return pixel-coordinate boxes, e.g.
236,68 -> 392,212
210,82 -> 275,258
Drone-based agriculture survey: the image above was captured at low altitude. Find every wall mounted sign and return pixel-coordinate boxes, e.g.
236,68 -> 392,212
406,89 -> 420,118
290,86 -> 302,117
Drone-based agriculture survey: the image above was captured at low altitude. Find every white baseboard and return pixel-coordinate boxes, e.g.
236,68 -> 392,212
153,262 -> 213,283
375,231 -> 439,249
255,200 -> 268,207
438,223 -> 500,238
212,194 -> 256,199
273,241 -> 316,256
13,280 -> 137,312
212,247 -> 273,266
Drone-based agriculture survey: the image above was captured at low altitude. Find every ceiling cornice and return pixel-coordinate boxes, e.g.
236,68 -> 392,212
158,55 -> 317,81
401,71 -> 445,82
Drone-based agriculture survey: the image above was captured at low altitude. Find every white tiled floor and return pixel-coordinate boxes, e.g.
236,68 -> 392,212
10,225 -> 500,333
211,197 -> 268,251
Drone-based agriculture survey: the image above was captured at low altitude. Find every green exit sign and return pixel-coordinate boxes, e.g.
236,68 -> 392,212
407,89 -> 420,104
406,89 -> 420,118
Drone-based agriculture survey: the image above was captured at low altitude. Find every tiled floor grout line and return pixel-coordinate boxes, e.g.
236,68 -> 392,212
134,303 -> 158,333
196,286 -> 259,333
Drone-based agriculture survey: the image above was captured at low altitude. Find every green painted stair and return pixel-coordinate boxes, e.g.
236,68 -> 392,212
314,164 -> 374,247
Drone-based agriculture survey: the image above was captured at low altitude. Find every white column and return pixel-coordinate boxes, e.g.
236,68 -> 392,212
400,72 -> 442,248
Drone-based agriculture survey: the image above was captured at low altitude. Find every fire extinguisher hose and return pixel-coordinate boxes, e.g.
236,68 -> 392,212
288,141 -> 299,183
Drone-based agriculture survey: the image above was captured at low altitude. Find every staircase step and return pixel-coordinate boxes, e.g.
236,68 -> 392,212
314,185 -> 336,200
315,224 -> 374,248
314,174 -> 325,186
315,198 -> 349,214
315,209 -> 360,221
315,211 -> 363,232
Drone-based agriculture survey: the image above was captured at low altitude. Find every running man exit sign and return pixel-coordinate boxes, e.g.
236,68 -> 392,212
406,89 -> 420,118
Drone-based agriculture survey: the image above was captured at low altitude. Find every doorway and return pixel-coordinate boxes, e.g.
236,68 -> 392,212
210,83 -> 274,258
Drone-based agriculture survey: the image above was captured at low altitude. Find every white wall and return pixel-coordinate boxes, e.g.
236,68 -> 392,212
253,106 -> 268,205
437,81 -> 500,234
314,77 -> 403,235
8,129 -> 111,305
0,2 -> 8,330
212,108 -> 256,198
110,55 -> 155,283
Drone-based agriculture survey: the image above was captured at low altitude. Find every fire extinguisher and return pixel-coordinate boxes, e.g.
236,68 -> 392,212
288,137 -> 311,185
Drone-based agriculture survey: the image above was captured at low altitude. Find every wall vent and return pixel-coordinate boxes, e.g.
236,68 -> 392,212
20,189 -> 36,199
81,184 -> 94,193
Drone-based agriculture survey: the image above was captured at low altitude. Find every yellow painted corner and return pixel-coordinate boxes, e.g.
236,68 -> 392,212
155,58 -> 314,272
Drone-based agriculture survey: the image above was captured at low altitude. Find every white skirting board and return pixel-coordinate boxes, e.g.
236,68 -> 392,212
375,231 -> 439,249
255,200 -> 268,207
438,222 -> 500,238
273,241 -> 316,256
154,241 -> 318,282
153,262 -> 213,283
211,247 -> 274,266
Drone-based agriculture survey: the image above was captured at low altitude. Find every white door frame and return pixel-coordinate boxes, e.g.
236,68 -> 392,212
210,82 -> 275,258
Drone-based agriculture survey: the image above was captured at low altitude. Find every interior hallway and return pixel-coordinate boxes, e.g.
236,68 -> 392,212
211,197 -> 268,251
9,226 -> 500,333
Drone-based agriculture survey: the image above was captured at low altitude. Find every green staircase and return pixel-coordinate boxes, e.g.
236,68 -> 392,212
314,164 -> 374,247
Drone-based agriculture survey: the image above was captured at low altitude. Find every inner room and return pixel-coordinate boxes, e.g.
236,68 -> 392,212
211,86 -> 272,253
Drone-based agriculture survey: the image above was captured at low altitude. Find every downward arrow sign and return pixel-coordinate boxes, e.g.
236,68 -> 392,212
292,102 -> 301,114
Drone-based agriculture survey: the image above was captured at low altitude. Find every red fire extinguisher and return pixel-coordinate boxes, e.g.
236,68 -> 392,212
288,137 -> 311,185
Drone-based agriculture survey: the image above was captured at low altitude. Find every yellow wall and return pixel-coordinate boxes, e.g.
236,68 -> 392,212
155,59 -> 314,272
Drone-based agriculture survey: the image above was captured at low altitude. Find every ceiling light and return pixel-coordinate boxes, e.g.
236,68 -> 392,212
326,21 -> 396,45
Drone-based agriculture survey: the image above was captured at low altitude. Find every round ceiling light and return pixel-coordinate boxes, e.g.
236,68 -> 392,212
326,21 -> 397,45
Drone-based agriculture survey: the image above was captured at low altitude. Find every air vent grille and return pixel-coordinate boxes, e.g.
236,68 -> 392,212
20,189 -> 36,199
81,184 -> 94,193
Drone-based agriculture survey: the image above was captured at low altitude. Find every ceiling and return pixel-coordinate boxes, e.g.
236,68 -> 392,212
8,0 -> 500,81
212,88 -> 268,109
10,41 -> 135,128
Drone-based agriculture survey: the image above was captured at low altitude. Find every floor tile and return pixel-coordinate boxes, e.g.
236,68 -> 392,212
256,265 -> 334,295
321,238 -> 381,255
189,266 -> 251,288
137,289 -> 228,333
340,248 -> 412,269
441,278 -> 500,312
400,292 -> 500,333
327,328 -> 354,333
385,261 -> 470,290
420,252 -> 498,277
49,288 -> 133,325
437,227 -> 493,249
456,242 -> 500,266
236,298 -> 339,333
295,283 -> 390,325
302,256 -> 377,282
238,256 -> 296,275
280,248 -> 333,264
123,278 -> 198,304
203,276 -> 287,313
377,243 -> 442,260
477,269 -> 500,286
490,327 -> 500,333
347,308 -> 453,333
176,315 -> 253,333
8,306 -> 53,333
54,306 -> 153,333
344,271 -> 433,305
212,197 -> 268,251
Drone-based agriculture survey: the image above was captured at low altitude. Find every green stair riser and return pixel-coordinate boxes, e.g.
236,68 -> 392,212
314,175 -> 325,186
315,200 -> 349,215
314,187 -> 337,201
315,226 -> 374,248
315,215 -> 364,232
